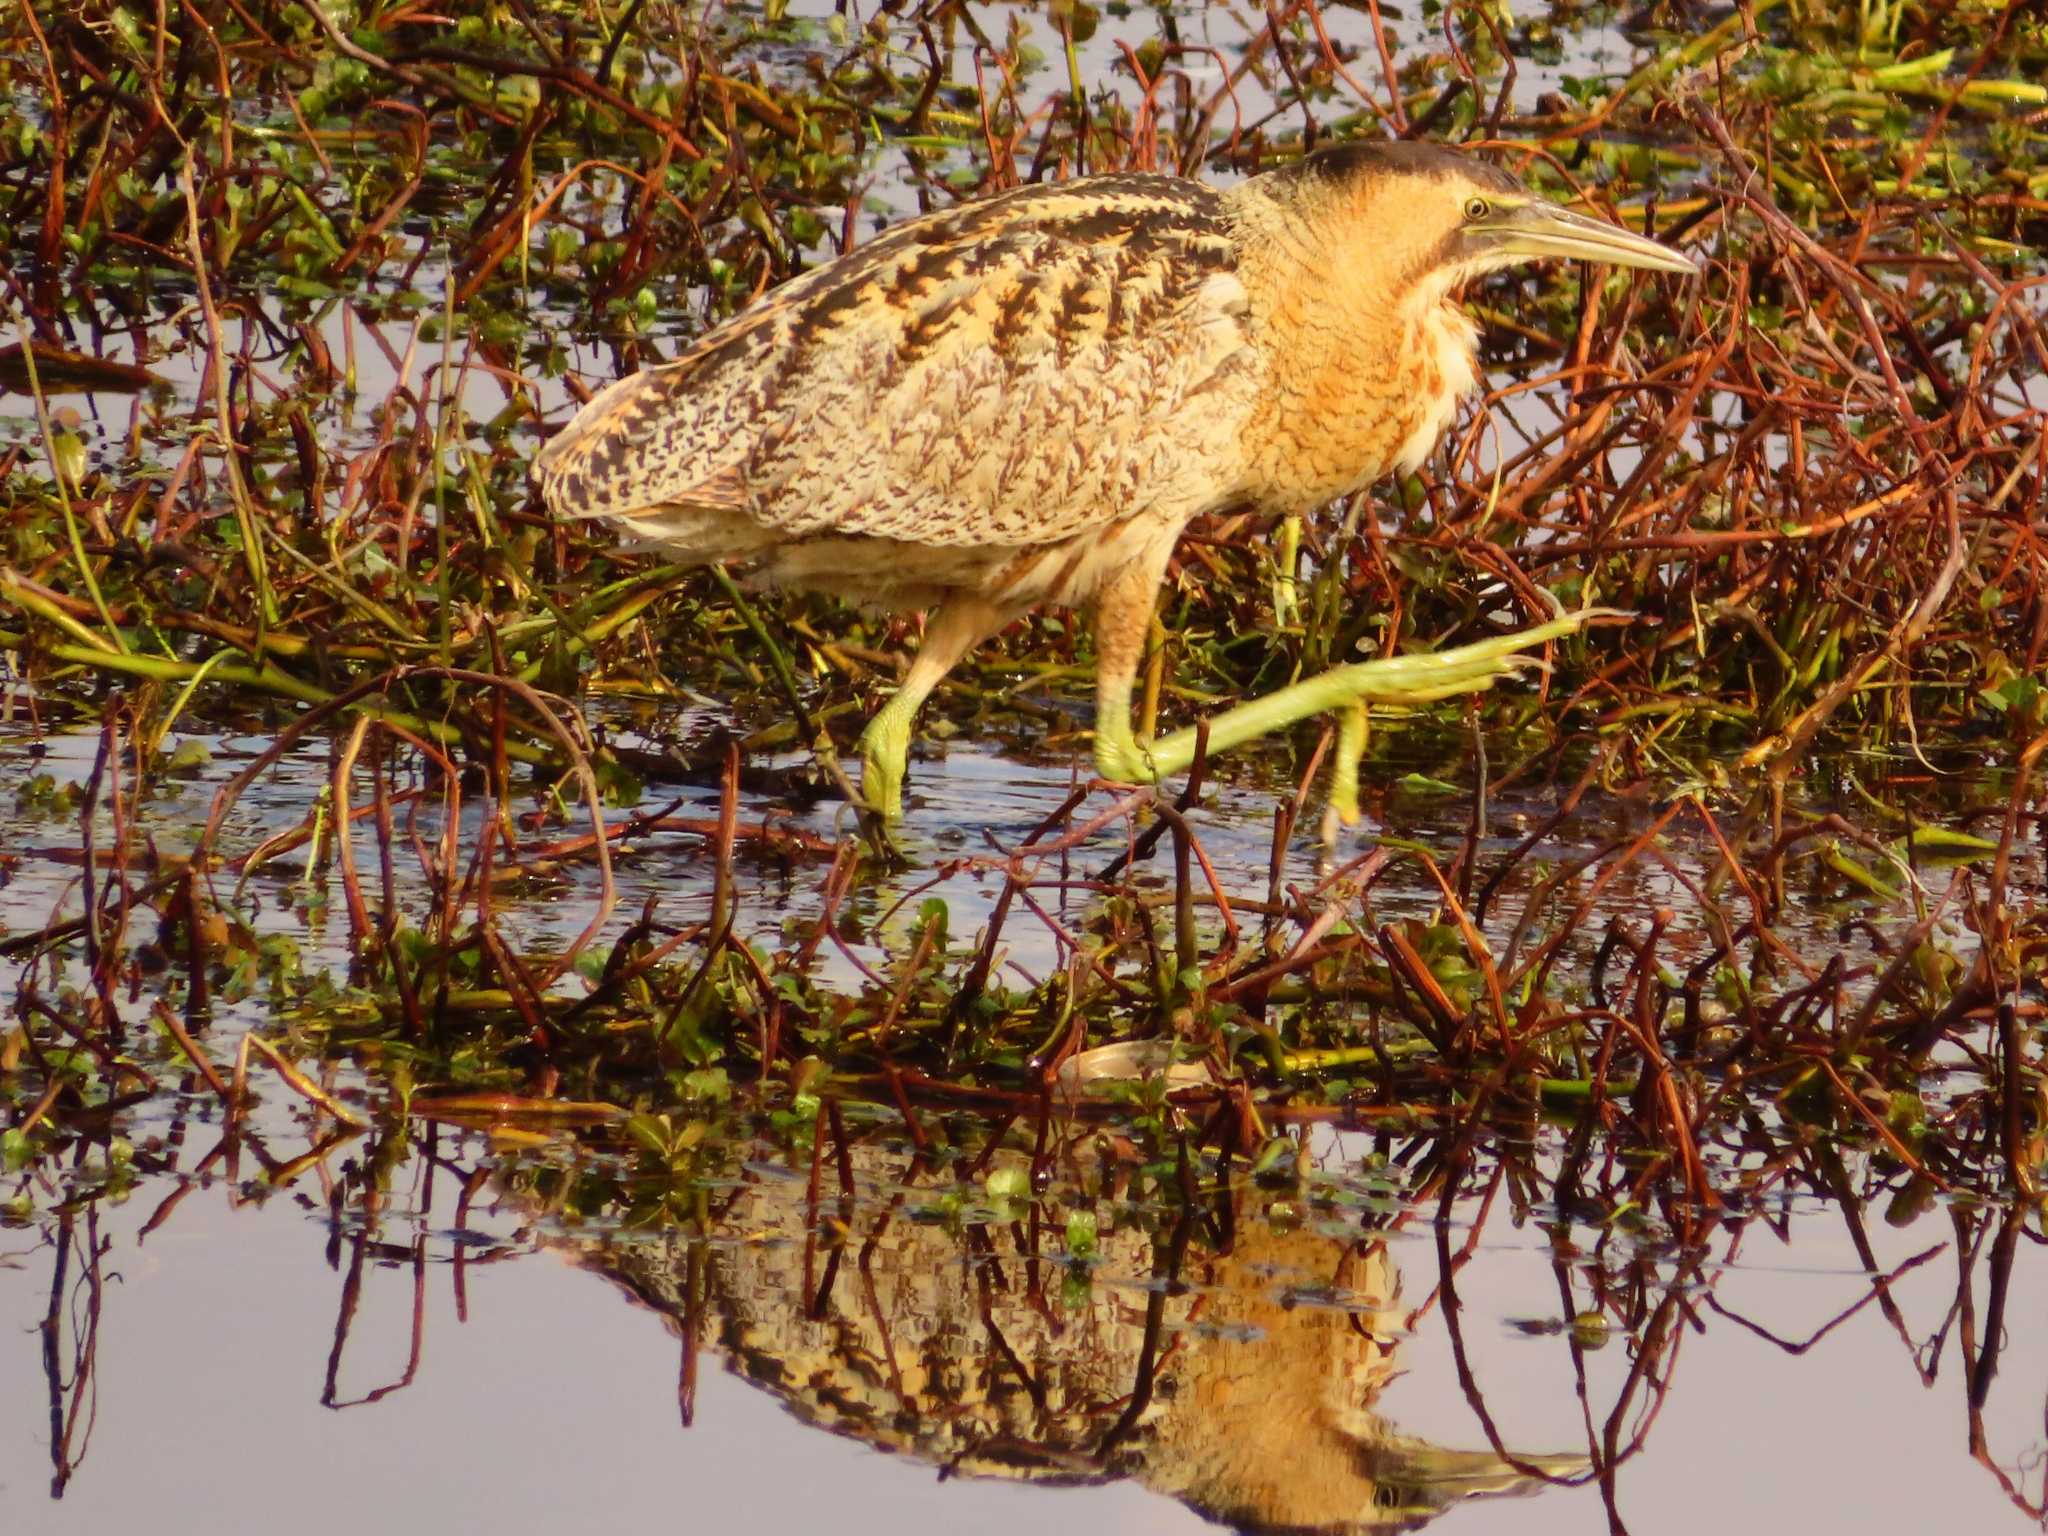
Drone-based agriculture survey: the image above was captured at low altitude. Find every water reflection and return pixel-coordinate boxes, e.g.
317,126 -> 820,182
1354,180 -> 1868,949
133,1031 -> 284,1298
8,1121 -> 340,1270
10,1111 -> 2048,1533
547,1141 -> 1585,1533
2,720 -> 2042,1534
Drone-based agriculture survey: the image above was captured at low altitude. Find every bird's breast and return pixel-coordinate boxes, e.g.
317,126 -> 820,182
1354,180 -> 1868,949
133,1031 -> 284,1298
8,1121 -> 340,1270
1239,291 -> 1480,509
1389,298 -> 1480,475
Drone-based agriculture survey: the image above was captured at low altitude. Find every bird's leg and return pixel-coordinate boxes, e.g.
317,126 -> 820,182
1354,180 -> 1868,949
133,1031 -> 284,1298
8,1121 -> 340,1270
857,595 -> 1009,819
1271,513 -> 1303,628
1089,556 -> 1172,785
1327,700 -> 1369,828
1096,604 -> 1611,789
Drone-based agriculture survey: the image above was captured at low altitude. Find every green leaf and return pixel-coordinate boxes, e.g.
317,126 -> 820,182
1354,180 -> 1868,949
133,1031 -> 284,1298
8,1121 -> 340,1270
624,1113 -> 675,1158
679,1067 -> 730,1102
1393,772 -> 1461,797
1,1128 -> 33,1171
984,1165 -> 1030,1202
1064,1209 -> 1098,1259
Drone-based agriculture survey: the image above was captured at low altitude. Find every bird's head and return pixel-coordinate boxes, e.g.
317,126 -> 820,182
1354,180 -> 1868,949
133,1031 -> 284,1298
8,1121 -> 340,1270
1254,140 -> 1698,289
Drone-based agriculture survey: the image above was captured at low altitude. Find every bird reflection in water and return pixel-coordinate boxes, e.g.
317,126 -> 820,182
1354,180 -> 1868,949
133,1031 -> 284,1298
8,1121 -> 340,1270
543,1145 -> 1585,1534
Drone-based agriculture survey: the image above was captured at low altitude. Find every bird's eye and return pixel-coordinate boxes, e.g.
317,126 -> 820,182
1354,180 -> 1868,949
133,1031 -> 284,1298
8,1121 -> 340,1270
1463,196 -> 1491,221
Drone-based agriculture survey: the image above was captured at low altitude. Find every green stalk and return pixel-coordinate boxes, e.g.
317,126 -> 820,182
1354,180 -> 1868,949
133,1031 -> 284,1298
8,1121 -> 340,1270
11,315 -> 127,653
23,629 -> 553,766
435,253 -> 457,666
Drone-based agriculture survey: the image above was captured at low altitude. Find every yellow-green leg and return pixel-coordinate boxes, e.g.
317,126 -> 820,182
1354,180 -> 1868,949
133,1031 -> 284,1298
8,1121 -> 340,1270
857,596 -> 1010,819
1090,556 -> 1172,785
1090,565 -> 1608,791
1271,513 -> 1303,628
1327,701 -> 1369,826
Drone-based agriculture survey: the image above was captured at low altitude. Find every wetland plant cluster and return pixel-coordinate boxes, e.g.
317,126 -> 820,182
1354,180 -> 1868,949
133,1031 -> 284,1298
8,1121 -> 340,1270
0,1 -> 2046,1523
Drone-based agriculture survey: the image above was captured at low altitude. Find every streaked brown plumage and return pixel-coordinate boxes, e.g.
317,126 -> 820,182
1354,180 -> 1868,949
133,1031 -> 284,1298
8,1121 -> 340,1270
537,142 -> 1694,817
537,1141 -> 1587,1532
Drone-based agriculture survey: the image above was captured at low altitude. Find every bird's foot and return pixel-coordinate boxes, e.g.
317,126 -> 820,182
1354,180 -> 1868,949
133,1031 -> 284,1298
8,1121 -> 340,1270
1092,730 -> 1161,788
856,707 -> 913,821
1284,604 -> 1625,711
857,724 -> 908,821
1108,604 -> 1621,786
854,804 -> 908,865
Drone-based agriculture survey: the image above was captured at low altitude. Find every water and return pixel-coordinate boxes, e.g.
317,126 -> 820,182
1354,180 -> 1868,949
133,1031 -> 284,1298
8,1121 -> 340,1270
6,1104 -> 2044,1532
3,712 -> 2043,1532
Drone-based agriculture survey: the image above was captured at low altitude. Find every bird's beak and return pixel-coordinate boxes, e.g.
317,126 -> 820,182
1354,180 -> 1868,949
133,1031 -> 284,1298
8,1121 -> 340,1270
1479,200 -> 1699,275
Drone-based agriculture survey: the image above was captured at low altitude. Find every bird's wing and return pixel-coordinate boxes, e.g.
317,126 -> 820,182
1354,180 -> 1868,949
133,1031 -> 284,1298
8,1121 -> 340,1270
535,176 -> 1259,548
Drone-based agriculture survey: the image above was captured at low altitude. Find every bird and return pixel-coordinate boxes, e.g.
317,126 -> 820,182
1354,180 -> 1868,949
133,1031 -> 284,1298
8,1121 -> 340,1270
537,1138 -> 1590,1532
536,140 -> 1696,819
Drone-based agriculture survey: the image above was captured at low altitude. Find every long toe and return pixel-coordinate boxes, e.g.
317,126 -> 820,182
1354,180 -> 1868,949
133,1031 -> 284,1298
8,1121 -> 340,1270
860,756 -> 906,820
857,731 -> 909,820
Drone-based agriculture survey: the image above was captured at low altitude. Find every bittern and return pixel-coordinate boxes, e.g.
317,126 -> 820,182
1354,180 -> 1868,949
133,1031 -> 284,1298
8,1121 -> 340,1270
547,1140 -> 1589,1532
537,142 -> 1695,817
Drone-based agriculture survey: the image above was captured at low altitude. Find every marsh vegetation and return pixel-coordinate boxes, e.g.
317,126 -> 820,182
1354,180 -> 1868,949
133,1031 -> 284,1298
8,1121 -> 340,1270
1,1 -> 2045,1531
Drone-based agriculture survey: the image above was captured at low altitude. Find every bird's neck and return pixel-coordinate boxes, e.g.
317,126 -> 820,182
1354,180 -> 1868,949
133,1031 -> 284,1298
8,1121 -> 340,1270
1231,216 -> 1481,506
1387,279 -> 1481,475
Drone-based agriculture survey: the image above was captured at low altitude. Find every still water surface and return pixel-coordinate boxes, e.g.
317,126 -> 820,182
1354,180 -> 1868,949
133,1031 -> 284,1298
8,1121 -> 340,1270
2,720 -> 2043,1534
